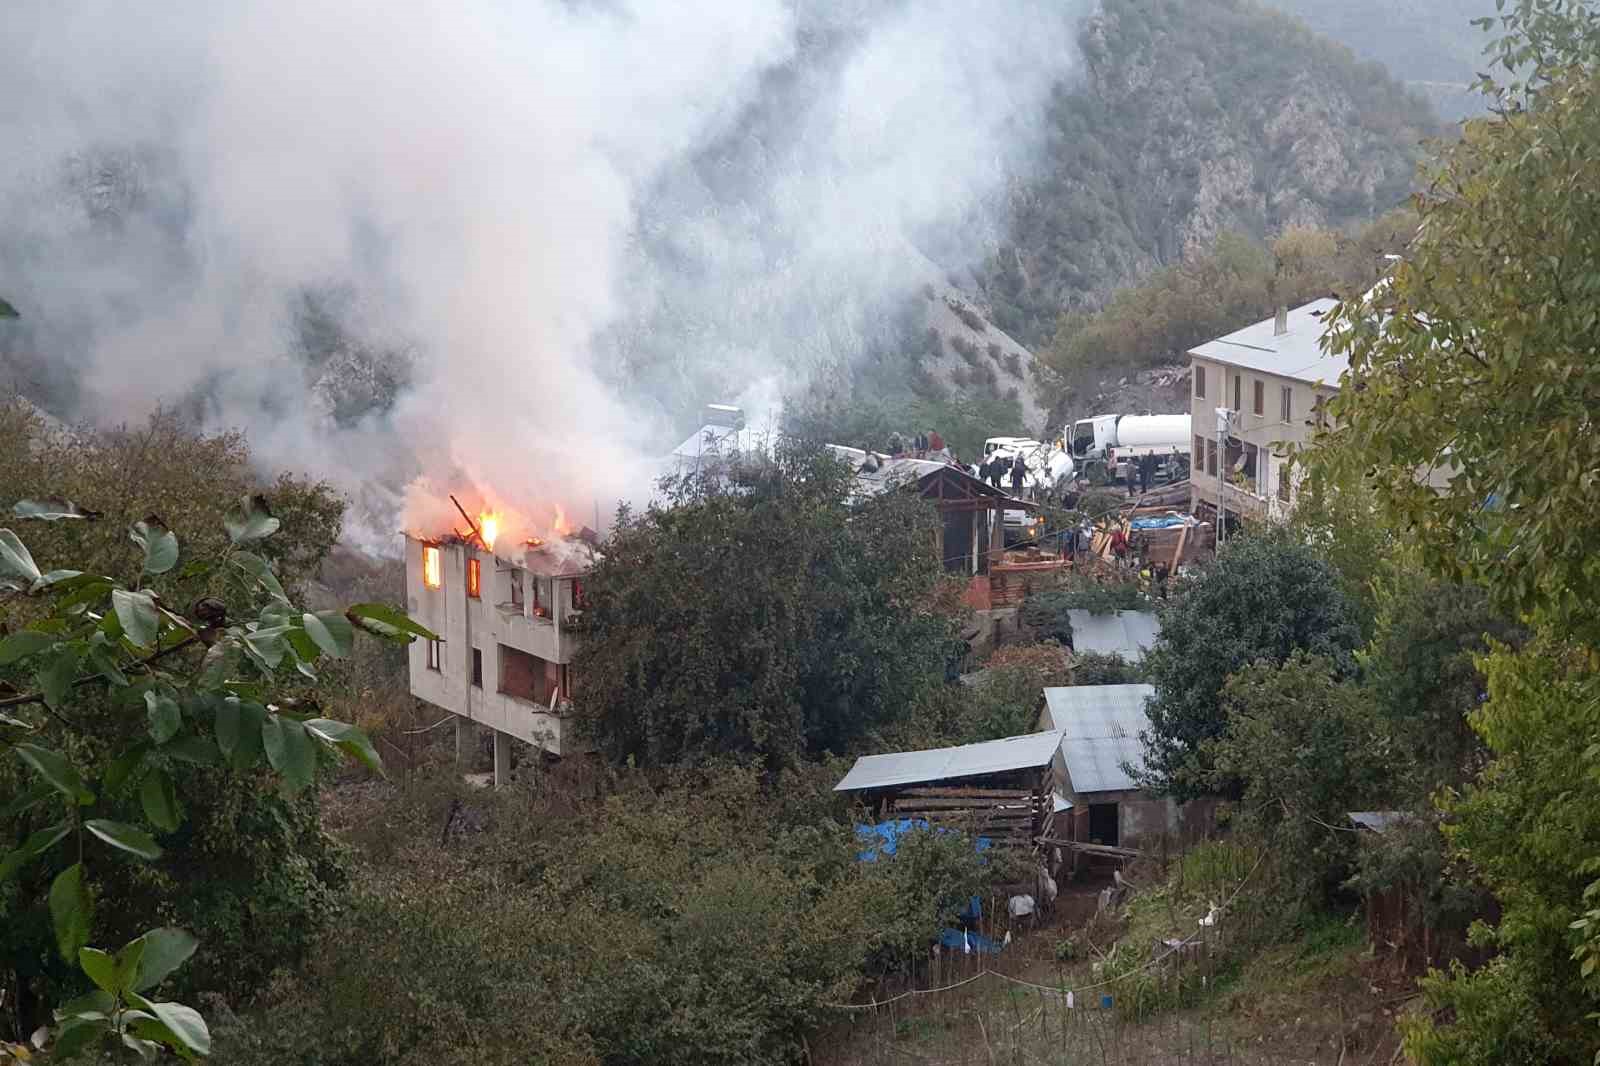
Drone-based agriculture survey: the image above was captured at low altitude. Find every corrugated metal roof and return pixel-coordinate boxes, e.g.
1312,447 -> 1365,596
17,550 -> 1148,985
834,730 -> 1063,792
1188,298 -> 1346,387
1348,811 -> 1413,834
1042,684 -> 1156,795
1066,610 -> 1161,662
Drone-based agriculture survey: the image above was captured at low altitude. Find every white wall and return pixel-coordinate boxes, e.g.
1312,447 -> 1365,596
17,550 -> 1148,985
405,538 -> 584,756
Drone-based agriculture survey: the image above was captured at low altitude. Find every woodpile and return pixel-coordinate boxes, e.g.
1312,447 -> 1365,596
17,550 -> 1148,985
886,786 -> 1053,848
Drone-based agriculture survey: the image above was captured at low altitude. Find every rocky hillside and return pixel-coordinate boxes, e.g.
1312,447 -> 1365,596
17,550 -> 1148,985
982,0 -> 1444,347
1264,0 -> 1494,121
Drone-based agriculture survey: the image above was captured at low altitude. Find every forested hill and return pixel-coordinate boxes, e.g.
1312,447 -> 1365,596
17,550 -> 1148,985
981,0 -> 1444,347
1263,0 -> 1494,121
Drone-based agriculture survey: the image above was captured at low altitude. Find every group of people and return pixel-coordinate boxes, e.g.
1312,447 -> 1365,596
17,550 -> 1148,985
887,429 -> 945,457
978,452 -> 1030,496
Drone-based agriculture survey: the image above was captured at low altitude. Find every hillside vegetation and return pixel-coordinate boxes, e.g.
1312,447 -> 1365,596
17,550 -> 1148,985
984,0 -> 1442,347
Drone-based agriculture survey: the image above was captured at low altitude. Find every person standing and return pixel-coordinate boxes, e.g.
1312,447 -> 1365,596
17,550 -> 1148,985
928,428 -> 944,452
1010,454 -> 1026,496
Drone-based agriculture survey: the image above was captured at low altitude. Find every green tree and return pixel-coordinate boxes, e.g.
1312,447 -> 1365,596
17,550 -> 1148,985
1361,575 -> 1525,796
0,496 -> 433,1054
1139,530 -> 1363,799
1317,0 -> 1600,642
1207,652 -> 1398,916
573,445 -> 958,767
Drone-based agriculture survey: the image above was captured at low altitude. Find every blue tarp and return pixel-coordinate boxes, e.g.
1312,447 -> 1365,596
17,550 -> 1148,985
855,822 -> 1003,954
854,820 -> 994,862
1129,515 -> 1190,530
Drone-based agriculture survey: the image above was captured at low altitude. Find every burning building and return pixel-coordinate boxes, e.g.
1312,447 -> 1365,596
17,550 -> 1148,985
404,508 -> 598,784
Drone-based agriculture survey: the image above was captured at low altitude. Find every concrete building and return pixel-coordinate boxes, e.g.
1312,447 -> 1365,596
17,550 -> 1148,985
1038,684 -> 1180,851
1187,298 -> 1345,524
404,534 -> 595,784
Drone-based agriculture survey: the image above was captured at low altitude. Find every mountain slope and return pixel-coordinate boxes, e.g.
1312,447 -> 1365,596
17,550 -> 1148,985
983,0 -> 1443,346
1263,0 -> 1495,121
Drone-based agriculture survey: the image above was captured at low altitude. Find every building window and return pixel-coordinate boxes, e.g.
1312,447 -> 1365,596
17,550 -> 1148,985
1193,435 -> 1205,471
1205,437 -> 1217,476
1313,395 -> 1329,430
426,639 -> 441,671
1280,386 -> 1292,423
1194,365 -> 1206,398
466,558 -> 480,599
1277,461 -> 1293,503
509,569 -> 524,609
1252,380 -> 1264,416
571,578 -> 586,609
471,648 -> 483,687
422,545 -> 442,590
1232,374 -> 1241,412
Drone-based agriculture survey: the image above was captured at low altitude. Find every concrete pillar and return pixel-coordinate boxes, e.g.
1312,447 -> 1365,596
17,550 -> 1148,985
493,729 -> 512,788
454,716 -> 475,766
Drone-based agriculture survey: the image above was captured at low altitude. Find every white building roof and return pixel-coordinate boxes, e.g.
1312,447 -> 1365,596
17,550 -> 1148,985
669,423 -> 768,465
1066,610 -> 1161,662
834,730 -> 1063,792
1188,298 -> 1346,387
1042,684 -> 1156,794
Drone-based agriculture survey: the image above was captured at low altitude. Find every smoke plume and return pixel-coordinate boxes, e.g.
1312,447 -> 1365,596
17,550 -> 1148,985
0,0 -> 1083,552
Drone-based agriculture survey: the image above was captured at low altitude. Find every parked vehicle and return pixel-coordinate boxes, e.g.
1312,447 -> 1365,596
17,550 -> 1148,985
1070,414 -> 1190,482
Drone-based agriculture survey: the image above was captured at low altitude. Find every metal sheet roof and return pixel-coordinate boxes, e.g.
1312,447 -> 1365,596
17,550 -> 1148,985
1066,610 -> 1161,662
1348,811 -> 1414,834
1188,298 -> 1346,387
1042,684 -> 1156,795
834,730 -> 1064,792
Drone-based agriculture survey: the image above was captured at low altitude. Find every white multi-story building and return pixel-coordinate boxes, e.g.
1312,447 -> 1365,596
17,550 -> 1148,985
404,534 -> 593,784
1187,298 -> 1345,525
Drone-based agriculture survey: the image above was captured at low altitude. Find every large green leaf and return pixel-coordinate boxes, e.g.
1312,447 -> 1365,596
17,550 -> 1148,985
140,768 -> 181,832
53,989 -> 115,1021
231,550 -> 287,603
224,494 -> 280,545
261,715 -> 316,793
0,780 -> 54,822
0,629 -> 58,665
302,610 -> 355,659
50,864 -> 93,963
347,602 -> 440,642
103,745 -> 150,794
241,625 -> 289,670
111,936 -> 147,995
12,498 -> 98,521
112,589 -> 160,649
50,1017 -> 105,1060
136,1000 -> 211,1057
214,698 -> 267,771
144,690 -> 182,745
15,743 -> 94,805
305,718 -> 385,776
0,529 -> 41,585
84,819 -> 163,860
162,735 -> 220,766
0,821 -> 71,880
36,644 -> 82,711
0,295 -> 17,318
129,518 -> 179,576
131,928 -> 198,993
78,947 -> 119,995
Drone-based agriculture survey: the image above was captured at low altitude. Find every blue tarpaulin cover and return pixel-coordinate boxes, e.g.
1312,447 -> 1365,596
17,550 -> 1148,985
855,822 -> 1002,954
1129,515 -> 1189,530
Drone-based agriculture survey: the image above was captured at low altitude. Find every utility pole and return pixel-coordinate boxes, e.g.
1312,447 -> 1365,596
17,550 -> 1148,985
1215,406 -> 1234,545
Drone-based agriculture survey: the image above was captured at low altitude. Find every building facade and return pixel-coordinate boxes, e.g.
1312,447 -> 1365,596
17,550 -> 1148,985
404,535 -> 592,784
1187,298 -> 1345,524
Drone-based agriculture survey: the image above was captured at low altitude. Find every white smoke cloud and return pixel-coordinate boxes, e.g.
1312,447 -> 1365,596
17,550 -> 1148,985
0,0 -> 1083,552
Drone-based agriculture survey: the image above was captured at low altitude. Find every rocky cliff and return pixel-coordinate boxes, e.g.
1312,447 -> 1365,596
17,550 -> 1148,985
983,0 -> 1443,347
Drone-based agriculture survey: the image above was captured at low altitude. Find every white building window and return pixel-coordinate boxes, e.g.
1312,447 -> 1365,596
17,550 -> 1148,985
426,639 -> 442,671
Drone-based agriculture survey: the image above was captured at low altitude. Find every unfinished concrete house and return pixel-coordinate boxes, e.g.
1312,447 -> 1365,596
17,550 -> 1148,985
1037,684 -> 1181,854
404,532 -> 595,784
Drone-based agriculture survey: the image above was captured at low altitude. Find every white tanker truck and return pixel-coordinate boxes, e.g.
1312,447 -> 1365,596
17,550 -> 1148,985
1070,413 -> 1191,483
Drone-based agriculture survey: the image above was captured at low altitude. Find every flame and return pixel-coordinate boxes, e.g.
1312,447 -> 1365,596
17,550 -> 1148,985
422,545 -> 442,589
552,504 -> 571,536
479,512 -> 500,550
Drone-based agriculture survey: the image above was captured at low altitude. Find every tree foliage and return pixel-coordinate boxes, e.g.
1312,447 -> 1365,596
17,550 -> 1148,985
1317,0 -> 1600,642
574,445 -> 959,767
1207,653 -> 1398,916
0,488 -> 433,1053
1139,530 -> 1364,799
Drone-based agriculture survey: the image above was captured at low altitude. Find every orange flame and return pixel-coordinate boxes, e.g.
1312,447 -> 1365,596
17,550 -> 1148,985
479,512 -> 500,551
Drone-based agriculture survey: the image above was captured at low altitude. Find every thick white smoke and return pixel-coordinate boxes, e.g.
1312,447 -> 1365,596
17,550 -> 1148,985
0,0 -> 1083,552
